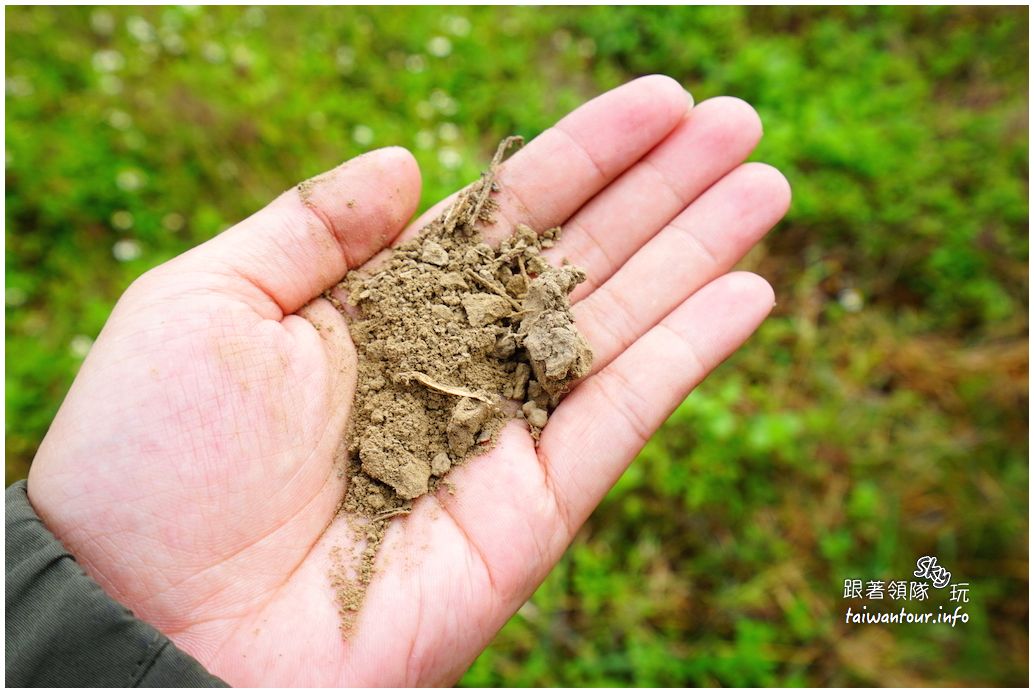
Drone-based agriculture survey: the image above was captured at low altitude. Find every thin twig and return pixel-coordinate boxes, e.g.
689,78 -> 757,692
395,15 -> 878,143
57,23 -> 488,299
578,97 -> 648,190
396,371 -> 498,405
440,185 -> 471,234
373,508 -> 411,522
470,136 -> 524,226
517,255 -> 529,284
437,136 -> 523,235
463,269 -> 523,310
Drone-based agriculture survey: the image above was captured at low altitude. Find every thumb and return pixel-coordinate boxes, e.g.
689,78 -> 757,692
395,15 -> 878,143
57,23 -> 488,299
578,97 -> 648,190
184,146 -> 422,317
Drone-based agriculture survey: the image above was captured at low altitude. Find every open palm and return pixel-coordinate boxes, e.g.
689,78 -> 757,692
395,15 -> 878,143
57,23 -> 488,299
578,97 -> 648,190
27,76 -> 789,686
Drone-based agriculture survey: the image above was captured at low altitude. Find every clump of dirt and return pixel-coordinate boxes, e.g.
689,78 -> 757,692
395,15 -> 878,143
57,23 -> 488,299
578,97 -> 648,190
325,138 -> 592,634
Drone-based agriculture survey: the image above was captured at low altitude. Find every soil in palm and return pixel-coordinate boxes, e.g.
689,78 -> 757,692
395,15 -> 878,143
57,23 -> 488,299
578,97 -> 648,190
325,138 -> 593,634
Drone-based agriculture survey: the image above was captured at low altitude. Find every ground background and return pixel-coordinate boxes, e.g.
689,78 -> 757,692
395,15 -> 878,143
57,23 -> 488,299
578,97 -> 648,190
5,6 -> 1028,686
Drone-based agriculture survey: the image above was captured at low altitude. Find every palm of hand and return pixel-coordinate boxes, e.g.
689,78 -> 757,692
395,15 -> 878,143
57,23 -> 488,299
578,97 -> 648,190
28,77 -> 789,686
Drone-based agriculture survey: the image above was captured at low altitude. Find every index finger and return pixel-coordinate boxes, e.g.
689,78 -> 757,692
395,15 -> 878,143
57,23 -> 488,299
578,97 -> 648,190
397,74 -> 692,247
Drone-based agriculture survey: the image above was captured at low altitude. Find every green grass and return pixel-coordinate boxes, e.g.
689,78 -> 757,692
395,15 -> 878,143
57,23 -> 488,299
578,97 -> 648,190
5,6 -> 1028,686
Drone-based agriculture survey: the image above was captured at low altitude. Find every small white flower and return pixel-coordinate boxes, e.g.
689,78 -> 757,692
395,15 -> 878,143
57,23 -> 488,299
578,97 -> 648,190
112,239 -> 142,262
111,210 -> 134,230
352,125 -> 374,147
6,76 -> 33,98
92,49 -> 125,73
231,45 -> 253,69
116,169 -> 144,191
161,32 -> 186,55
107,110 -> 132,130
99,75 -> 123,95
415,100 -> 434,120
429,90 -> 457,116
415,130 -> 435,150
443,15 -> 471,37
162,212 -> 185,232
838,288 -> 864,313
90,10 -> 115,36
127,16 -> 156,43
552,30 -> 572,50
202,42 -> 225,63
70,335 -> 94,359
243,7 -> 266,27
517,600 -> 539,619
6,287 -> 27,307
336,46 -> 355,73
427,36 -> 452,58
405,54 -> 426,73
437,122 -> 460,143
438,148 -> 462,170
577,38 -> 597,58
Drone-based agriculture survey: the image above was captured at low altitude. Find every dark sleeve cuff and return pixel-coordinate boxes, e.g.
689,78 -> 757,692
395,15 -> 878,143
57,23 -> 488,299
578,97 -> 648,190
5,479 -> 229,687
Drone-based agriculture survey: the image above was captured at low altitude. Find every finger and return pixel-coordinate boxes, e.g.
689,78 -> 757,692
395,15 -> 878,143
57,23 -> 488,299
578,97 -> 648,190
181,147 -> 422,318
291,297 -> 355,399
573,162 -> 791,374
543,97 -> 765,301
539,272 -> 775,529
287,298 -> 358,460
397,75 -> 691,247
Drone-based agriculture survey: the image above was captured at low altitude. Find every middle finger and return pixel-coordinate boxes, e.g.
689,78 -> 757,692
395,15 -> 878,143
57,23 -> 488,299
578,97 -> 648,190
543,96 -> 765,303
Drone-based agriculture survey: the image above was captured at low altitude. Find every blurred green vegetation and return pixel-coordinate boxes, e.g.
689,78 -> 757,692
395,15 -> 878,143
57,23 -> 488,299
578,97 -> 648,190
5,5 -> 1028,686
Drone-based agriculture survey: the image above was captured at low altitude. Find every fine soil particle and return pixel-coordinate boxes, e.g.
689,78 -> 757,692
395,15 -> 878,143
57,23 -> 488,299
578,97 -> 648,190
324,138 -> 593,635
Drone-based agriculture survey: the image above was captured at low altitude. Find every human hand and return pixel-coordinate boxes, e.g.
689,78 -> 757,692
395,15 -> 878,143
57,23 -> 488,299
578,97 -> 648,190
27,76 -> 790,686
